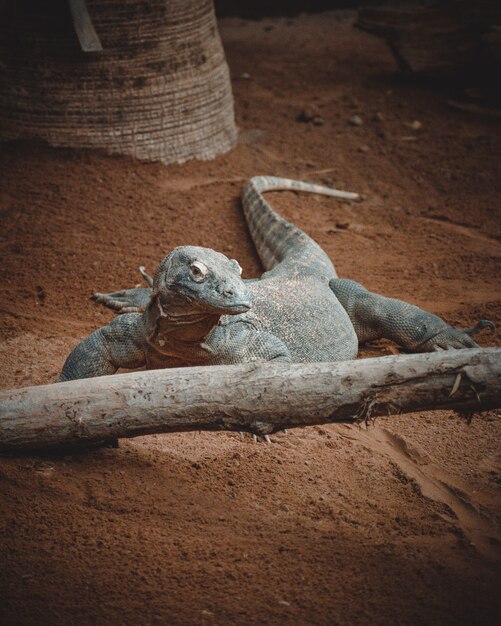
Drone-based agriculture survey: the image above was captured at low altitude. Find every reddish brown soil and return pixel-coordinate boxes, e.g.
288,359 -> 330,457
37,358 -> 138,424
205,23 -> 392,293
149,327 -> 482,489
1,12 -> 501,626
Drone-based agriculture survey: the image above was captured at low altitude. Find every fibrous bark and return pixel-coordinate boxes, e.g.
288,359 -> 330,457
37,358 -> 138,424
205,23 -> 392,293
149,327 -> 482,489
0,0 -> 237,164
0,348 -> 500,453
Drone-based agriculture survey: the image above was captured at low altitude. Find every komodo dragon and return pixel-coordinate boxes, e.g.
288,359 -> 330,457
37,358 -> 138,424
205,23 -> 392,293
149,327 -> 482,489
60,177 -> 493,389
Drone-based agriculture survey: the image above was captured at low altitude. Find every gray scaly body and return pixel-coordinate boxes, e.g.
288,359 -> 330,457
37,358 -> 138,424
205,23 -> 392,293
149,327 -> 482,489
60,177 -> 492,383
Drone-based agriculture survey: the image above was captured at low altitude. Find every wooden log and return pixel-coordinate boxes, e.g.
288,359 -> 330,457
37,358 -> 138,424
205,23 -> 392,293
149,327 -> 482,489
0,348 -> 500,453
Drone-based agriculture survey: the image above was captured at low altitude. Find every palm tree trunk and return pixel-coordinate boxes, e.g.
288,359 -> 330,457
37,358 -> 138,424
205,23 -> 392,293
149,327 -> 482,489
0,0 -> 237,164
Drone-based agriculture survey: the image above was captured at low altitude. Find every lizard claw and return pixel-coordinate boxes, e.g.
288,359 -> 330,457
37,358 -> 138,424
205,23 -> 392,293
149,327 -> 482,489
239,431 -> 273,443
464,319 -> 496,336
239,431 -> 287,443
139,266 -> 154,287
252,433 -> 271,443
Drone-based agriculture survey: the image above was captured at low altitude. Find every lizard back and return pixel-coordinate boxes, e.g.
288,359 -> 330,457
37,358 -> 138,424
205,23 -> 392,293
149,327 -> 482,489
242,177 -> 360,362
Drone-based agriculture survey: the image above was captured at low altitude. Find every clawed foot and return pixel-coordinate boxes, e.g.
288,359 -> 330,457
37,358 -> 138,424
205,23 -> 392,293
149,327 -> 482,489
239,431 -> 271,443
91,267 -> 153,314
254,433 -> 272,444
92,288 -> 151,314
238,430 -> 288,443
421,319 -> 495,351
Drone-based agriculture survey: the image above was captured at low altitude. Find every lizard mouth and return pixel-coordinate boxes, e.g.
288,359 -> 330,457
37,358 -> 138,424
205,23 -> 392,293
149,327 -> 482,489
166,284 -> 252,315
220,301 -> 252,313
195,299 -> 252,315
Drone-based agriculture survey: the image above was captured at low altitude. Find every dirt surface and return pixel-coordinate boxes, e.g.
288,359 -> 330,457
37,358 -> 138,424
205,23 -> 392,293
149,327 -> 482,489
1,12 -> 501,626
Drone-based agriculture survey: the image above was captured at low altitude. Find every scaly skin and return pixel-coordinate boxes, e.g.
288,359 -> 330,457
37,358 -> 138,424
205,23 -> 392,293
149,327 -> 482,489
60,177 -> 494,384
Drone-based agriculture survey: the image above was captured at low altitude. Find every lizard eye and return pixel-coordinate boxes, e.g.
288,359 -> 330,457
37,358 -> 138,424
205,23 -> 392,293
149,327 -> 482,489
190,261 -> 208,283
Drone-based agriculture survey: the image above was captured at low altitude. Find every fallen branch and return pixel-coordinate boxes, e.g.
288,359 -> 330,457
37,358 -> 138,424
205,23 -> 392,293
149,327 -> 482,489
0,348 -> 500,453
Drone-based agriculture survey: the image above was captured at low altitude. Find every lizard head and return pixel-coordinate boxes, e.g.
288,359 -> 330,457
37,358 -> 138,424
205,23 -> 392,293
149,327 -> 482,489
151,246 -> 252,316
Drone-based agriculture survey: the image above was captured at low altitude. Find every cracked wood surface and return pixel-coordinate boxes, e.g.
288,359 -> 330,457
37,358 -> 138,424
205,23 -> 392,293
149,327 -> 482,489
1,348 -> 500,453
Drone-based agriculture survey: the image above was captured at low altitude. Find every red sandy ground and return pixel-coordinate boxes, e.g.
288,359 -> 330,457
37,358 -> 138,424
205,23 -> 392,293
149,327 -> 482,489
1,12 -> 500,626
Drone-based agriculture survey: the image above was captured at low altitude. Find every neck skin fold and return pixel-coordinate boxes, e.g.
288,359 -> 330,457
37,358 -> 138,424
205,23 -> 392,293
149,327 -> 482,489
145,291 -> 221,354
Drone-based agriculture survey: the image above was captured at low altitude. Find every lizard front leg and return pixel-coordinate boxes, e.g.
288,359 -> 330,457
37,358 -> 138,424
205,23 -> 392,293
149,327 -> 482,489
59,314 -> 148,381
330,278 -> 495,352
206,319 -> 291,442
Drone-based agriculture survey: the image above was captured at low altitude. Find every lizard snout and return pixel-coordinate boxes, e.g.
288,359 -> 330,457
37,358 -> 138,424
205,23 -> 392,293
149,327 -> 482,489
216,280 -> 252,313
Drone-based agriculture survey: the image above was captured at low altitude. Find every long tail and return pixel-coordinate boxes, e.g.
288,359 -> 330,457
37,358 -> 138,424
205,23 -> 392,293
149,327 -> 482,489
242,176 -> 359,273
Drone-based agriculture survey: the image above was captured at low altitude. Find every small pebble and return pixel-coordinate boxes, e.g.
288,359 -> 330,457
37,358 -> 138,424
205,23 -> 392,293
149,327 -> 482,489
349,115 -> 363,126
241,72 -> 251,80
358,144 -> 370,153
296,109 -> 324,126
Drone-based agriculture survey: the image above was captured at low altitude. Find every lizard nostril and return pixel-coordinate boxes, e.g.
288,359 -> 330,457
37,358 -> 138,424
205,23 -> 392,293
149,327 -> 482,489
224,288 -> 235,297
